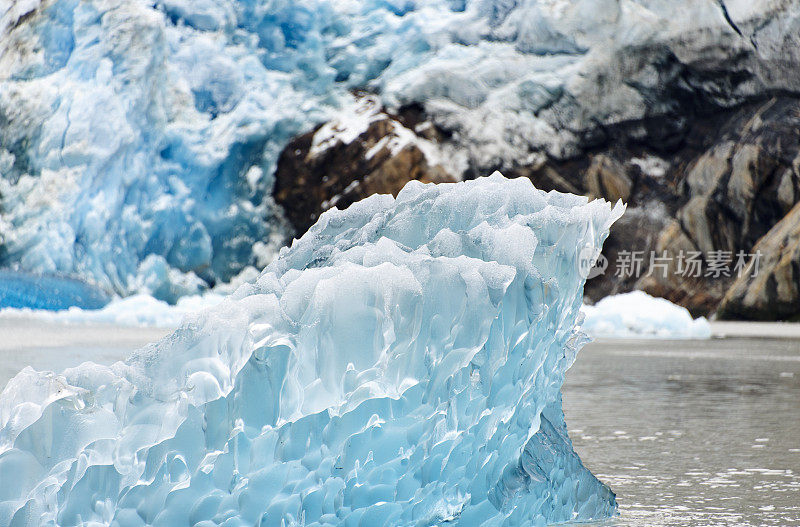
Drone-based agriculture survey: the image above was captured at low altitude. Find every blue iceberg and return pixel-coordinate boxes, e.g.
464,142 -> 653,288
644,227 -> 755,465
0,175 -> 621,526
0,175 -> 623,527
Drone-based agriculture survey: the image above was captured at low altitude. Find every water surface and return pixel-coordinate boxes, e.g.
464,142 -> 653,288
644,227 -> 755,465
564,337 -> 800,526
1,321 -> 798,525
0,318 -> 169,387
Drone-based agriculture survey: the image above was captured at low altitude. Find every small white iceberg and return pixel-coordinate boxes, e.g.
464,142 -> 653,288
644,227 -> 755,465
582,290 -> 711,339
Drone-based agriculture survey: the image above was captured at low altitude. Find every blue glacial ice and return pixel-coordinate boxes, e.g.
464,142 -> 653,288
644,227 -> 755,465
0,0 -> 471,299
0,270 -> 110,310
0,175 -> 621,526
2,0 -> 768,302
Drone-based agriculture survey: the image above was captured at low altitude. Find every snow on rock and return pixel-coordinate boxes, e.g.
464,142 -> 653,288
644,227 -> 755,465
310,96 -> 384,158
0,175 -> 621,526
310,96 -> 459,174
274,95 -> 458,233
582,290 -> 712,339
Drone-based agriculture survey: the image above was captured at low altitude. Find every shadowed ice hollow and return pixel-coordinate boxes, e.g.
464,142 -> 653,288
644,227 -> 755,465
0,174 -> 622,526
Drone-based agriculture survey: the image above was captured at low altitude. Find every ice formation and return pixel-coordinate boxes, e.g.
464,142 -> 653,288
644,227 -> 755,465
3,0 -> 794,300
0,270 -> 109,311
0,175 -> 620,526
581,290 -> 711,339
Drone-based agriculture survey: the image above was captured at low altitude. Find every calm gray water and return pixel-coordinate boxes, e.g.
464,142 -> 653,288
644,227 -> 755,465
0,318 -> 170,387
1,321 -> 798,525
564,338 -> 800,526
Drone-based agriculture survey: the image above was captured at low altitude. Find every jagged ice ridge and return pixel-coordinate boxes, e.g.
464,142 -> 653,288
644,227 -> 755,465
0,175 -> 622,526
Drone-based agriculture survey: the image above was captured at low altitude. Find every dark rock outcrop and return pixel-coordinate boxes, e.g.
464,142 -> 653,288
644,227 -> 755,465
274,97 -> 455,235
637,97 -> 800,315
717,202 -> 800,321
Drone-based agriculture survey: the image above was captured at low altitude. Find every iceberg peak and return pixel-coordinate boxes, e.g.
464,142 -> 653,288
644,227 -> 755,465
0,175 -> 621,526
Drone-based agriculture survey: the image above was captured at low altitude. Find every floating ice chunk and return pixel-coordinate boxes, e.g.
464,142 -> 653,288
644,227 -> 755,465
0,175 -> 621,526
581,290 -> 711,339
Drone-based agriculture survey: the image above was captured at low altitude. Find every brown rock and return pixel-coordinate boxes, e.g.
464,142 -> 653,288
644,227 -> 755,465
637,98 -> 800,315
718,203 -> 800,320
511,160 -> 582,195
585,155 -> 632,202
637,221 -> 733,317
677,99 -> 800,255
274,99 -> 455,234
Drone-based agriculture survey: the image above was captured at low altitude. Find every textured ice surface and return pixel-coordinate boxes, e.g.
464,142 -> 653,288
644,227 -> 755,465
0,175 -> 620,526
3,0 -> 788,300
581,291 -> 711,339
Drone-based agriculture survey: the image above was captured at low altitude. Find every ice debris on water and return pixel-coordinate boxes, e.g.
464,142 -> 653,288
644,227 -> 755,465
581,291 -> 711,339
0,175 -> 621,526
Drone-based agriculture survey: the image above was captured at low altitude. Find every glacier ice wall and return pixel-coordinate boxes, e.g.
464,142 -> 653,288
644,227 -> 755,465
0,0 -> 469,300
4,0 -> 794,300
0,175 -> 621,526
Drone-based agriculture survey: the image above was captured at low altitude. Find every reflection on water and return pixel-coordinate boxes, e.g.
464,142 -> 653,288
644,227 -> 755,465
563,337 -> 800,526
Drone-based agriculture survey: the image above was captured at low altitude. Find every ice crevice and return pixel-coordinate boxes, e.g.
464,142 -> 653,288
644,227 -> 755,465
0,175 -> 621,526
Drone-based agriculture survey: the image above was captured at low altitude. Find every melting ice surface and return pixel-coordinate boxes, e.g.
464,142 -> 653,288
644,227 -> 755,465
0,175 -> 622,526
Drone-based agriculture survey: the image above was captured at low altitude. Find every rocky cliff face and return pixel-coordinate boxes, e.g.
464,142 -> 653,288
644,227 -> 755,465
718,202 -> 800,320
638,97 -> 800,317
